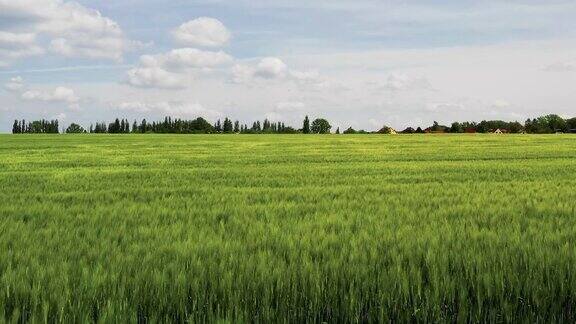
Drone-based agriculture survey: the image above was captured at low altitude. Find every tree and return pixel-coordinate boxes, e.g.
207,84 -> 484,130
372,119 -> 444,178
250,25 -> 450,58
508,121 -> 523,133
311,118 -> 331,134
303,116 -> 310,134
377,126 -> 395,134
335,127 -> 340,134
140,119 -> 147,133
546,114 -> 567,132
12,120 -> 20,134
234,120 -> 240,133
430,121 -> 448,132
113,118 -> 121,133
567,117 -> 576,131
343,127 -> 356,134
223,118 -> 233,133
66,123 -> 86,133
450,122 -> 463,133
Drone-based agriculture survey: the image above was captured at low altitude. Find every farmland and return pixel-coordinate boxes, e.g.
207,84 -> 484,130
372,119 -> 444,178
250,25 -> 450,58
1,134 -> 576,322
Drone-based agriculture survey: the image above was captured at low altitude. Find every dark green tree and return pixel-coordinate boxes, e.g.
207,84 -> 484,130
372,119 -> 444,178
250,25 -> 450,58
450,122 -> 463,133
66,123 -> 86,133
12,120 -> 20,134
343,127 -> 356,134
303,116 -> 310,134
311,118 -> 331,134
223,118 -> 233,133
140,119 -> 147,133
567,118 -> 576,131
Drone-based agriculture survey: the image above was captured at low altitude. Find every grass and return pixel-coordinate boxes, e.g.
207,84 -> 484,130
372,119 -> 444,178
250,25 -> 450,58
0,134 -> 575,322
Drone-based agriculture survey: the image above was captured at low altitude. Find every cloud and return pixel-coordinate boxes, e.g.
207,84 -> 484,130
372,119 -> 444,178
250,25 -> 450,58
232,57 -> 287,83
545,60 -> 576,72
376,73 -> 434,92
425,102 -> 465,113
4,76 -> 25,91
142,48 -> 233,70
0,31 -> 44,66
275,101 -> 306,111
4,76 -> 80,108
264,102 -> 307,123
126,66 -> 184,89
21,86 -> 80,109
254,57 -> 288,79
126,48 -> 233,89
492,99 -> 511,109
290,70 -> 320,83
113,101 -> 221,120
173,17 -> 231,48
232,57 -> 326,88
0,0 -> 136,64
52,112 -> 66,121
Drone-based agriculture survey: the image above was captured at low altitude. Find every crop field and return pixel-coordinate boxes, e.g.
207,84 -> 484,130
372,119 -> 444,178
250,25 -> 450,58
1,134 -> 576,322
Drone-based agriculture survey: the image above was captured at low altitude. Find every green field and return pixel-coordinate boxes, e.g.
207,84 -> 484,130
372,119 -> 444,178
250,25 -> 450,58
1,134 -> 576,322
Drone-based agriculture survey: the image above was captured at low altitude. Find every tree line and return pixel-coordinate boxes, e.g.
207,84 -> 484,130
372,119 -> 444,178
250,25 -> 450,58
11,114 -> 576,134
12,119 -> 59,134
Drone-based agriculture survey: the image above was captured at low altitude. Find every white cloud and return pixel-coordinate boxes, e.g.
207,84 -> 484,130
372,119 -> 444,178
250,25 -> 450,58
545,60 -> 576,72
265,101 -> 306,122
376,73 -> 433,92
173,17 -> 231,48
0,31 -> 44,66
425,102 -> 465,113
290,70 -> 320,83
4,76 -> 80,109
21,86 -> 80,109
276,101 -> 306,111
126,48 -> 233,89
232,57 -> 323,86
0,0 -> 135,63
0,31 -> 36,47
492,99 -> 511,109
126,67 -> 184,89
143,48 -> 233,70
4,76 -> 25,92
113,101 -> 221,120
254,57 -> 288,79
232,58 -> 288,83
52,112 -> 67,121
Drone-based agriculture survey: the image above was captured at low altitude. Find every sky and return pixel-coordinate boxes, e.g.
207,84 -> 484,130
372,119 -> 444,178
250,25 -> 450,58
1,0 -> 576,132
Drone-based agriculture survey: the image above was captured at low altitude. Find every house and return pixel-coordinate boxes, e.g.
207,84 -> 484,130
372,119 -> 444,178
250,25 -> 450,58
464,128 -> 476,133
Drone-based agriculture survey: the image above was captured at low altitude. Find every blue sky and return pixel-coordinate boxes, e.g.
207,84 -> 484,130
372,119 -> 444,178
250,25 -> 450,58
1,0 -> 576,131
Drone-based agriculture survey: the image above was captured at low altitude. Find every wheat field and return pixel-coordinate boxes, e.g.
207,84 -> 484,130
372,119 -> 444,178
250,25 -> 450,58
1,134 -> 575,322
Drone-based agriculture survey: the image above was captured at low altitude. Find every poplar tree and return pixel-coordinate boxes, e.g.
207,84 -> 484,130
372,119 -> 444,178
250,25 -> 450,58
12,120 -> 20,134
303,116 -> 310,134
